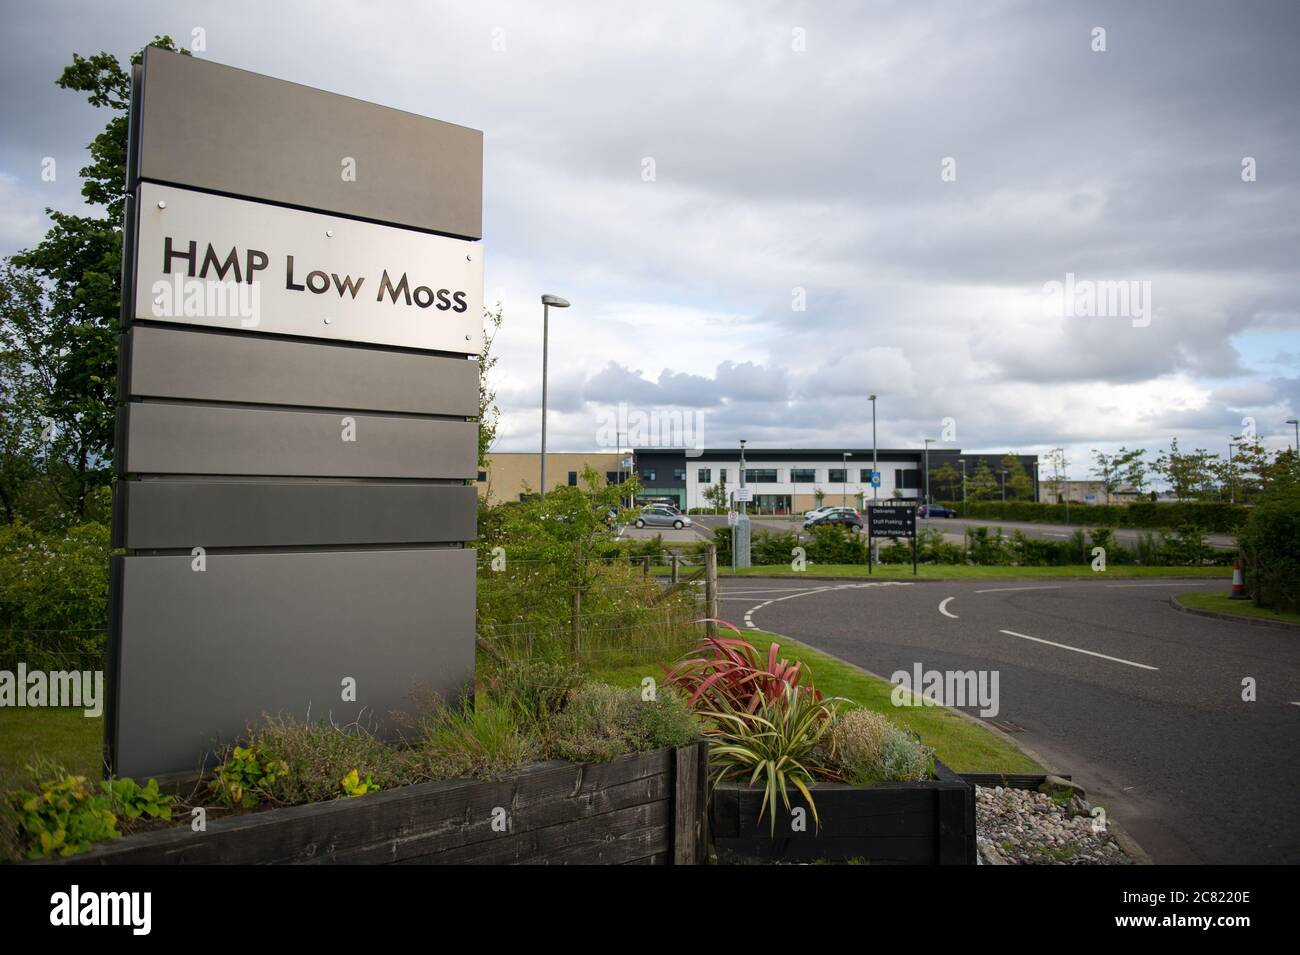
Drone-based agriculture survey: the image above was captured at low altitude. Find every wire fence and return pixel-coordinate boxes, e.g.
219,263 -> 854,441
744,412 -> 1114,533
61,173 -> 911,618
0,551 -> 716,683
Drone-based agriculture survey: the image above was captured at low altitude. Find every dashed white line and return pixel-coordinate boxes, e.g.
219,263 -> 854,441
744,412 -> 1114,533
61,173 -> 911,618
998,629 -> 1159,671
938,597 -> 958,619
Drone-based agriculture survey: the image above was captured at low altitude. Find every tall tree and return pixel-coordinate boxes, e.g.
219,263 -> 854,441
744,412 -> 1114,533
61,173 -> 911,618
1090,446 -> 1145,503
967,459 -> 999,501
999,453 -> 1034,499
5,37 -> 185,520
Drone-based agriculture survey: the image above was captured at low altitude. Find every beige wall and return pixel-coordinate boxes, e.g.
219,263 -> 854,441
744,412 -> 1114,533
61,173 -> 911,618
478,451 -> 623,505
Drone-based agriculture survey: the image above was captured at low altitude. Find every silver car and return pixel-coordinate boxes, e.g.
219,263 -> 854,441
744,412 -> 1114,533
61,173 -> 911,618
635,506 -> 692,529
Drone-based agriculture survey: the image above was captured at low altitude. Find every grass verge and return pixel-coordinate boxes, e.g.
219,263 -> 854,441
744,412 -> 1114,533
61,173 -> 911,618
1176,592 -> 1300,626
703,564 -> 1230,580
0,708 -> 102,790
587,629 -> 1042,774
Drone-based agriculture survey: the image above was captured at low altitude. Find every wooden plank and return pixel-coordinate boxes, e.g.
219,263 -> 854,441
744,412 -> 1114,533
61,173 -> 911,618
936,785 -> 971,865
325,773 -> 671,864
403,802 -> 671,865
672,743 -> 699,865
62,750 -> 675,865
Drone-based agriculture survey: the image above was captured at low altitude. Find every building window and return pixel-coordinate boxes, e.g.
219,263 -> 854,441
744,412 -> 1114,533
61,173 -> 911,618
673,468 -> 686,481
828,469 -> 847,483
720,469 -> 727,482
790,468 -> 816,483
744,468 -> 778,483
477,471 -> 487,482
698,468 -> 712,483
643,469 -> 657,482
567,471 -> 578,486
859,469 -> 873,482
894,468 -> 920,489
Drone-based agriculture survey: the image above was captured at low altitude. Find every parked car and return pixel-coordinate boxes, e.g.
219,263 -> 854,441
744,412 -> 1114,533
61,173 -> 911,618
804,507 -> 864,532
919,504 -> 957,518
635,506 -> 692,529
802,505 -> 836,520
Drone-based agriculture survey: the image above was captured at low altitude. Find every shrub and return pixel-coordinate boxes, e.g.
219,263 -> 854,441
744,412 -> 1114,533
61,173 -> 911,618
1239,481 -> 1300,612
543,681 -> 698,763
480,659 -> 583,724
0,521 -> 110,666
208,743 -> 290,809
663,627 -> 818,714
244,717 -> 407,805
874,725 -> 935,783
1,762 -> 174,860
412,698 -> 539,781
705,684 -> 843,834
820,710 -> 934,785
823,708 -> 890,775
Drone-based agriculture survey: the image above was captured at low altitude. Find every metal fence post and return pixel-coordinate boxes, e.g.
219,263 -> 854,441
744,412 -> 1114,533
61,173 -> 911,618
705,544 -> 718,637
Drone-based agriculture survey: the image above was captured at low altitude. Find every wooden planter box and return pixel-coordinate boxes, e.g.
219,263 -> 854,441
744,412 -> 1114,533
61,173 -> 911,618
710,759 -> 976,864
51,741 -> 709,865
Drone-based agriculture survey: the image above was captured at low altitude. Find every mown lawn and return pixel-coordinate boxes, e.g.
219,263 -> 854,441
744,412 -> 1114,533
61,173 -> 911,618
713,564 -> 1230,579
1178,592 -> 1300,626
587,629 -> 1042,774
0,707 -> 102,790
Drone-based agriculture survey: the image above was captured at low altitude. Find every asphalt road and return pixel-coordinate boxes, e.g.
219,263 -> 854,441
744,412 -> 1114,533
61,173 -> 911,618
693,514 -> 1237,549
717,575 -> 1299,864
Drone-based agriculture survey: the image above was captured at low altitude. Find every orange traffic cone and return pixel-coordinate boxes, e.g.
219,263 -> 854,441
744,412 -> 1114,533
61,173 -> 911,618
1229,559 -> 1248,600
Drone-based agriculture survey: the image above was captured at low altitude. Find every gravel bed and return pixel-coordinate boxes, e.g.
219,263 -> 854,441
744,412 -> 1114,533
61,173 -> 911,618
976,785 -> 1132,865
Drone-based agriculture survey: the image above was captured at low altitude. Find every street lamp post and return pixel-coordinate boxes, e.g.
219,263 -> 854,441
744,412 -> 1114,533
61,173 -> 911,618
1288,418 -> 1299,452
958,459 -> 967,516
739,439 -> 747,515
842,451 -> 852,507
869,395 -> 878,503
923,437 -> 935,509
538,294 -> 570,497
999,469 -> 1009,501
1227,441 -> 1236,503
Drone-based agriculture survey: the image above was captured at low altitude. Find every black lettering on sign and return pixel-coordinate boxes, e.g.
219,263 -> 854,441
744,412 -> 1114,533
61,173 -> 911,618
285,254 -> 305,291
200,244 -> 242,283
376,269 -> 411,305
163,237 -> 197,277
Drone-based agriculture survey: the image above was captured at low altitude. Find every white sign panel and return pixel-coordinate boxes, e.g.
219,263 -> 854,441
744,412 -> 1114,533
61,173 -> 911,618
133,183 -> 483,353
734,487 -> 752,502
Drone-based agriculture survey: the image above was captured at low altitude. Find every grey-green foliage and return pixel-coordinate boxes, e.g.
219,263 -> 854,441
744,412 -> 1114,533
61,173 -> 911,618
544,682 -> 698,763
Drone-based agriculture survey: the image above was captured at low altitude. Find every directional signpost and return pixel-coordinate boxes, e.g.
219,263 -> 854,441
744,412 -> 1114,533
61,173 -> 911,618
867,503 -> 918,576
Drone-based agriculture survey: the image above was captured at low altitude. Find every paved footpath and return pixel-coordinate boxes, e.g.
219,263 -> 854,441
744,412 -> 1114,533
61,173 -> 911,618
717,575 -> 1299,864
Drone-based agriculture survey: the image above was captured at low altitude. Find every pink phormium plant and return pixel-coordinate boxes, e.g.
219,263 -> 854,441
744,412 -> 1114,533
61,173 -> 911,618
662,619 -> 820,714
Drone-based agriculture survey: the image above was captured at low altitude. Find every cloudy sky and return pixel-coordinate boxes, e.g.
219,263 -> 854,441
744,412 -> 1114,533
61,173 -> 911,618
2,0 -> 1297,479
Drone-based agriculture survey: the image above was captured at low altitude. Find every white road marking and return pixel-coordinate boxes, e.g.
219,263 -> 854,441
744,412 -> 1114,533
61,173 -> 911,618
974,585 -> 1063,594
1105,582 -> 1217,588
939,597 -> 958,619
741,582 -> 912,630
998,629 -> 1159,671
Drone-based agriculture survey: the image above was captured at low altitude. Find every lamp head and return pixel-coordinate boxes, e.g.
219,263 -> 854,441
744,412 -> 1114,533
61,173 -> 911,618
541,294 -> 570,308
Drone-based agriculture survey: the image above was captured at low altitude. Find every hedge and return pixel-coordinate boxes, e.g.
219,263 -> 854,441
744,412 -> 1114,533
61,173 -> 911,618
945,500 -> 1246,533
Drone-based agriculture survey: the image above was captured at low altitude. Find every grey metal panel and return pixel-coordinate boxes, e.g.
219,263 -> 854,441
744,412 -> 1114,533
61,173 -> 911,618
137,48 -> 482,239
112,548 -> 476,778
124,403 -> 477,478
127,325 -> 479,415
119,480 -> 477,548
